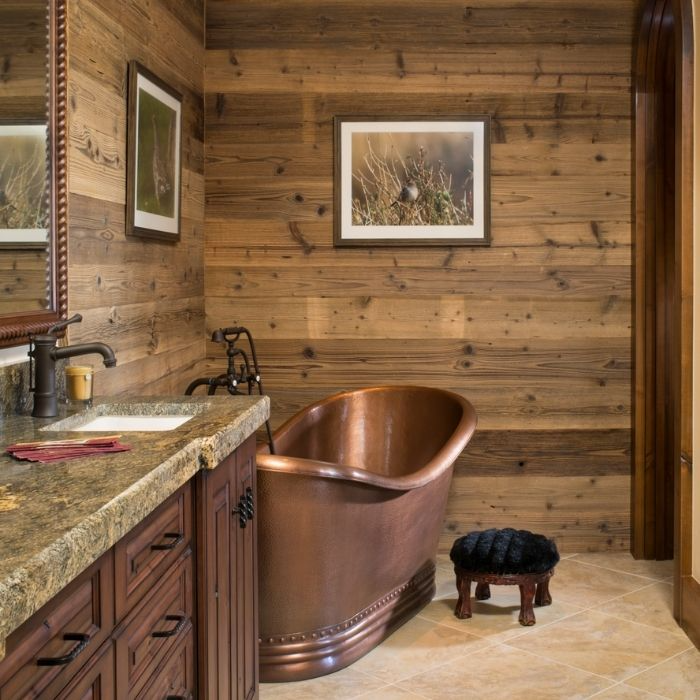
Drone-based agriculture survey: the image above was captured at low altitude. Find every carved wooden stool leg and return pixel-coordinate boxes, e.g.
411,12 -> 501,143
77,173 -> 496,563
454,571 -> 472,619
518,579 -> 537,626
474,582 -> 490,600
535,577 -> 552,607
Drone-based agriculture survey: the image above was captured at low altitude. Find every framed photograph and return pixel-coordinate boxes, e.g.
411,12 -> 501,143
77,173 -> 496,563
0,124 -> 49,248
334,116 -> 490,247
127,61 -> 182,241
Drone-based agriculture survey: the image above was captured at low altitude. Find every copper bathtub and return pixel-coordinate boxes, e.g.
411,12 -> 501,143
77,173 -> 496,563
256,386 -> 477,682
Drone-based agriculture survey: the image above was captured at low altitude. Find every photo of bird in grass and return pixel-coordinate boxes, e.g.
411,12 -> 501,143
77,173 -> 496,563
350,131 -> 475,227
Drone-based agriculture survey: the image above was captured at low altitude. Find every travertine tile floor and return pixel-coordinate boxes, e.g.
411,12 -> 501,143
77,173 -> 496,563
260,553 -> 700,700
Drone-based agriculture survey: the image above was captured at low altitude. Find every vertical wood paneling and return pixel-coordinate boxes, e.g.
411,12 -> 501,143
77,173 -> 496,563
204,0 -> 638,552
67,0 -> 206,396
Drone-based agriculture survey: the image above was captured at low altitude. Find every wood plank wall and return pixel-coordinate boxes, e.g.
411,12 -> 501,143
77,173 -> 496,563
204,0 -> 638,553
0,1 -> 47,121
67,0 -> 206,396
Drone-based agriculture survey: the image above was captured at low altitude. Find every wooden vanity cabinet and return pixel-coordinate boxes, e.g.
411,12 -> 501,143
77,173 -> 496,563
54,641 -> 115,700
196,435 -> 258,700
0,552 -> 114,700
0,436 -> 259,699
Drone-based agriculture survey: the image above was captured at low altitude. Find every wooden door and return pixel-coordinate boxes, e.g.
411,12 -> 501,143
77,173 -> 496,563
635,0 -> 698,646
634,0 -> 677,562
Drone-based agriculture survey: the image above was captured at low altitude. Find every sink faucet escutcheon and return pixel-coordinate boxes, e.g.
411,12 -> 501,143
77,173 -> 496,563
29,314 -> 117,418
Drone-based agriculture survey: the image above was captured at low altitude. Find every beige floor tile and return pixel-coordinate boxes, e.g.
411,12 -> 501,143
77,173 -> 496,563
625,648 -> 700,699
396,644 -> 613,699
419,590 -> 582,643
436,553 -> 452,571
570,553 -> 674,581
590,684 -> 666,699
506,609 -> 691,682
356,686 -> 429,699
595,582 -> 686,637
434,566 -> 456,600
350,614 -> 490,684
549,559 -> 653,608
259,666 -> 387,699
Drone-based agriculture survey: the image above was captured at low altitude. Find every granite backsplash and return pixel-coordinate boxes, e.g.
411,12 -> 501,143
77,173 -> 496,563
0,359 -> 66,418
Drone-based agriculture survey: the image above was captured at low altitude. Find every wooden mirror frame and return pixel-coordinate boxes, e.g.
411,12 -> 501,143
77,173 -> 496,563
0,0 -> 68,347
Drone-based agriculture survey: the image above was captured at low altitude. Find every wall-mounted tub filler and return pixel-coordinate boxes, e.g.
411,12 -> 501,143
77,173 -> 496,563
185,325 -> 275,452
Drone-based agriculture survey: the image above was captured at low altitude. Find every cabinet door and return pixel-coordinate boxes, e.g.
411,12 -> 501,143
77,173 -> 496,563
0,552 -> 114,700
53,641 -> 114,700
114,550 -> 193,699
196,436 -> 258,700
234,437 -> 258,700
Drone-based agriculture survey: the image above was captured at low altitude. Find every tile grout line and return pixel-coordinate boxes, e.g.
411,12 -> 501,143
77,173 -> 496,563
351,680 -> 433,700
357,635 -> 502,688
617,645 -> 695,685
567,556 -> 673,583
589,606 -> 689,640
585,681 -> 669,699
499,641 -> 619,685
487,641 -> 621,688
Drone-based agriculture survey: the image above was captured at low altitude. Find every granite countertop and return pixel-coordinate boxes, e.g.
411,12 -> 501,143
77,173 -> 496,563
0,394 -> 270,661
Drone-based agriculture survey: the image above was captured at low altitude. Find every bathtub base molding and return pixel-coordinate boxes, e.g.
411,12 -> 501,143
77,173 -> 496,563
259,562 -> 436,682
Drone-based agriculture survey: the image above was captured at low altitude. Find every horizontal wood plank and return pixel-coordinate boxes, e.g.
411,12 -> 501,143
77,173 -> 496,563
206,265 -> 630,299
207,1 -> 637,49
440,475 -> 630,554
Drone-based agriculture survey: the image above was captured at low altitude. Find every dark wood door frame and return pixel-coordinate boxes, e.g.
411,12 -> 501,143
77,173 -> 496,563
634,0 -> 698,645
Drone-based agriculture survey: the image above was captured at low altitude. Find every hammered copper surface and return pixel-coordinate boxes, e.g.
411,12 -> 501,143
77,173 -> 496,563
256,386 -> 477,681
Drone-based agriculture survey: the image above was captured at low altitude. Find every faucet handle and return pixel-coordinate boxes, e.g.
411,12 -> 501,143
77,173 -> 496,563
48,313 -> 83,335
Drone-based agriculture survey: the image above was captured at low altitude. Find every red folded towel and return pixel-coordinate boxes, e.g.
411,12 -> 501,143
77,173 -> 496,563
5,436 -> 131,463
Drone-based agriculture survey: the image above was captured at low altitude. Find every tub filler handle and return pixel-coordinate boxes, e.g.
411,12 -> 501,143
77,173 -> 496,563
233,487 -> 254,528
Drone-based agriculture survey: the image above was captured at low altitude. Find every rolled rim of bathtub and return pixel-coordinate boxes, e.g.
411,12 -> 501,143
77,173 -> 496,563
256,385 -> 477,491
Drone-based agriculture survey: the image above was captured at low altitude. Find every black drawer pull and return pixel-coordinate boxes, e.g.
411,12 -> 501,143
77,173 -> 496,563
245,486 -> 254,518
233,488 -> 255,528
166,695 -> 193,700
37,633 -> 90,666
151,532 -> 184,551
152,614 -> 188,639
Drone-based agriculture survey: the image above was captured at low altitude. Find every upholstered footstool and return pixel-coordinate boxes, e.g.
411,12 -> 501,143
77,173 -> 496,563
450,528 -> 560,626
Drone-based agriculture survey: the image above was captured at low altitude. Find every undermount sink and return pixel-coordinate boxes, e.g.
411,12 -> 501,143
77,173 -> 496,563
43,403 -> 204,433
70,415 -> 194,432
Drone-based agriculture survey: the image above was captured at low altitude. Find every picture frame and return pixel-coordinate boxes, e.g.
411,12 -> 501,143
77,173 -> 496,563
0,124 -> 49,248
126,61 -> 182,241
334,116 -> 490,247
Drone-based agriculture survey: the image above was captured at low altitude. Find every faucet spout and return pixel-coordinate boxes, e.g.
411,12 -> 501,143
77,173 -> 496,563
30,325 -> 117,418
53,342 -> 117,368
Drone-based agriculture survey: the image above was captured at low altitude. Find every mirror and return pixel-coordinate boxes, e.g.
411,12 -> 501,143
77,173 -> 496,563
0,0 -> 67,347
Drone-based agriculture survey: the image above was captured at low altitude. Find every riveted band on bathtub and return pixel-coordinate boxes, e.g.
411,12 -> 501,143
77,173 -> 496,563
259,563 -> 436,682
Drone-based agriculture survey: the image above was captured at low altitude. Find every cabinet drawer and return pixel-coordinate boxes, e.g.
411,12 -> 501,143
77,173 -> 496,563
54,640 -> 115,700
115,549 -> 193,699
115,482 -> 191,620
136,627 -> 194,700
0,551 -> 114,700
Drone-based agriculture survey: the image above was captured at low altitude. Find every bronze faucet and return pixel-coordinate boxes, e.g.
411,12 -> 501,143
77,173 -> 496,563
29,314 -> 117,418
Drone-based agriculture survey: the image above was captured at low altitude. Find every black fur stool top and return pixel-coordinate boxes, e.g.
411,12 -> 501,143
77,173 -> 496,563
450,528 -> 560,626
